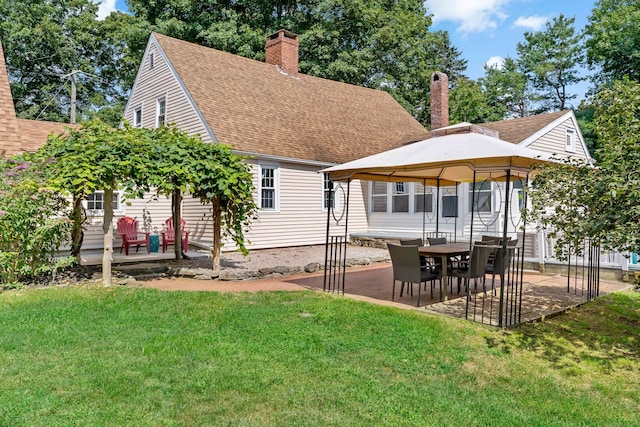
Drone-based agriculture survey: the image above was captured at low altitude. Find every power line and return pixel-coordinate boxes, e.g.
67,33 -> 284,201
35,81 -> 69,121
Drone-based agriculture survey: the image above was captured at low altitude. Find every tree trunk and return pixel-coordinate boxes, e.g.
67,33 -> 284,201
70,195 -> 85,262
172,188 -> 182,260
102,188 -> 114,286
212,195 -> 222,271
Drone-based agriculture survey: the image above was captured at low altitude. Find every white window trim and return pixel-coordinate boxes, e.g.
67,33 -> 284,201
133,106 -> 142,128
565,127 -> 576,153
156,96 -> 166,128
84,190 -> 125,217
322,173 -> 339,211
258,162 -> 280,212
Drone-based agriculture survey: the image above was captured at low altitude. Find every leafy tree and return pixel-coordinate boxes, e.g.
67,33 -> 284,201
0,156 -> 72,287
448,78 -> 496,124
0,0 -> 146,126
146,125 -> 256,268
585,0 -> 640,87
481,57 -> 539,119
42,120 -> 153,285
516,14 -> 584,111
574,104 -> 597,156
188,140 -> 257,271
146,125 -> 199,260
527,79 -> 640,257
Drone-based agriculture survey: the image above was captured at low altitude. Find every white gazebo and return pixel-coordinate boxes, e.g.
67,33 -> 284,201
320,123 -> 583,326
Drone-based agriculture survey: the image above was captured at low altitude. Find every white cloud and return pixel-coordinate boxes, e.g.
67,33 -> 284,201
96,0 -> 118,20
513,15 -> 548,31
485,56 -> 505,70
426,0 -> 512,33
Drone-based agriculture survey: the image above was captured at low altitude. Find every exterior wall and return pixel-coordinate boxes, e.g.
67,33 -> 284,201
123,38 -> 211,142
182,160 -> 368,251
526,116 -> 590,161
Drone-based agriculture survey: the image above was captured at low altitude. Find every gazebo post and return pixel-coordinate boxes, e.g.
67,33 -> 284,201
323,180 -> 334,292
498,169 -> 512,327
466,170 -> 477,320
454,183 -> 459,242
341,179 -> 351,295
436,179 -> 441,237
421,179 -> 427,242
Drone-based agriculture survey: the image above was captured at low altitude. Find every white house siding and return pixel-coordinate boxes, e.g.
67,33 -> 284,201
123,38 -> 211,142
72,193 -> 172,251
182,160 -> 368,252
526,116 -> 590,161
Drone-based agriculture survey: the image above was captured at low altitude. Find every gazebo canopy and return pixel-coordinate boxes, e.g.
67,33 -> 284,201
322,123 -> 554,185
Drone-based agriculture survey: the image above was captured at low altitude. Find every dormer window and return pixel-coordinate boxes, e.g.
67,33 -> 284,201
565,128 -> 576,153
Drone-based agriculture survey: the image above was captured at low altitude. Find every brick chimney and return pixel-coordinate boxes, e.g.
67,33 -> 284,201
430,72 -> 449,130
265,29 -> 299,77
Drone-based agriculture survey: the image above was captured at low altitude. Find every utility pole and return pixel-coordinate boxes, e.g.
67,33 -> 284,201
62,70 -> 81,124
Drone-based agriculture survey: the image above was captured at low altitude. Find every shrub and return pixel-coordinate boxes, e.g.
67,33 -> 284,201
0,157 -> 72,288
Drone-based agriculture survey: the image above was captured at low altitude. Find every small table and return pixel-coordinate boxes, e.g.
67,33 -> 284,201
419,243 -> 471,302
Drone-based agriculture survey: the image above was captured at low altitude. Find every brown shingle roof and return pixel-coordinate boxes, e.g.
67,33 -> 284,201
153,33 -> 430,164
480,110 -> 568,144
0,42 -> 72,156
0,41 -> 22,156
17,119 -> 70,153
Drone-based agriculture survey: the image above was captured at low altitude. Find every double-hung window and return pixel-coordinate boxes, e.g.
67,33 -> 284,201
371,181 -> 387,213
322,173 -> 336,210
414,183 -> 433,213
86,191 -> 122,215
392,182 -> 409,212
469,181 -> 492,213
259,163 -> 278,210
156,97 -> 166,127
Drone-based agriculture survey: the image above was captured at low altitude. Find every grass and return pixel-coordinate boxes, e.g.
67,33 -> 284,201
0,285 -> 638,426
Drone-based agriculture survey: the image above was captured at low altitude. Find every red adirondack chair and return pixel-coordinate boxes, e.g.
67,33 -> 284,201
162,217 -> 189,253
117,216 -> 150,256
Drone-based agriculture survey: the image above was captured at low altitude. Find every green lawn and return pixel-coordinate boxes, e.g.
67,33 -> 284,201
0,285 -> 638,426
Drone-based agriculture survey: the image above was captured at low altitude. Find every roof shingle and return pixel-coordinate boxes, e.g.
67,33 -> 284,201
480,110 -> 568,144
153,33 -> 430,164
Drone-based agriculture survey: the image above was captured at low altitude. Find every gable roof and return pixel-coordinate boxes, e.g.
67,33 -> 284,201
0,42 -> 71,157
151,32 -> 430,165
479,110 -> 568,144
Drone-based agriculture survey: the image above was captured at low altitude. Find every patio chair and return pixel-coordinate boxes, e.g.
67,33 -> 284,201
399,238 -> 428,271
485,238 -> 518,293
117,216 -> 150,256
388,243 -> 441,306
451,242 -> 492,295
162,217 -> 190,253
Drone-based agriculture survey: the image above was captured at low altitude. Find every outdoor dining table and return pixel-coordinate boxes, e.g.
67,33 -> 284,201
419,243 -> 471,302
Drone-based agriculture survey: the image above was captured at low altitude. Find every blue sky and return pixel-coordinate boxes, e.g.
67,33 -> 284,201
100,0 -> 595,105
426,0 -> 596,105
